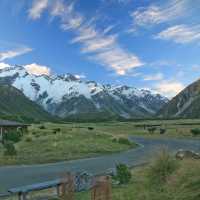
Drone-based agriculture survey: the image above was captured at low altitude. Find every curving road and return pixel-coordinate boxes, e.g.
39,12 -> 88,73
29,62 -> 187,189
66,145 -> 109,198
0,136 -> 200,196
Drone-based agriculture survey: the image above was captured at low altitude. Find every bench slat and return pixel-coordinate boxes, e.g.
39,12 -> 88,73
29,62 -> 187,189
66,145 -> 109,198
8,179 -> 61,194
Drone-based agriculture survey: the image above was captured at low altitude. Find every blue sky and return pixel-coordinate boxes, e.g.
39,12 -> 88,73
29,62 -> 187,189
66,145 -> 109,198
0,0 -> 200,97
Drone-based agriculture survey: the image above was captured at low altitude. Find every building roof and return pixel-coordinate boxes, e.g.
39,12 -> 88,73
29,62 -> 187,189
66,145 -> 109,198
0,119 -> 29,127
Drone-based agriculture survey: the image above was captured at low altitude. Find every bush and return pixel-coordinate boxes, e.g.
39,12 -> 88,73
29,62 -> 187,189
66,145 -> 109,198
25,136 -> 32,142
3,131 -> 22,143
112,138 -> 118,143
88,127 -> 94,130
115,163 -> 132,184
39,125 -> 46,129
35,134 -> 40,138
4,141 -> 17,156
148,127 -> 157,134
118,137 -> 131,146
191,128 -> 200,136
148,149 -> 178,185
53,128 -> 61,132
32,132 -> 37,135
160,128 -> 166,135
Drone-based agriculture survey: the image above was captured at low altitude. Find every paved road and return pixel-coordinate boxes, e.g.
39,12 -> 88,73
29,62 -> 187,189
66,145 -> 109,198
0,136 -> 199,196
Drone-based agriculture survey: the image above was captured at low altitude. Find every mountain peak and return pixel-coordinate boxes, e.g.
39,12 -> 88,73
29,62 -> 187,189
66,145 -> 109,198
0,64 -> 168,119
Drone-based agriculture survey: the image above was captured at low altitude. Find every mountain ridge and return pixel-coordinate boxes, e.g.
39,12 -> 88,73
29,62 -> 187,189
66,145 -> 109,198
158,78 -> 200,118
0,84 -> 55,122
0,65 -> 168,120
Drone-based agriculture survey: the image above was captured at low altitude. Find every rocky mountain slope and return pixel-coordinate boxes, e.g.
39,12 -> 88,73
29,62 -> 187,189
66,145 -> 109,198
0,85 -> 55,122
0,65 -> 168,120
158,78 -> 200,118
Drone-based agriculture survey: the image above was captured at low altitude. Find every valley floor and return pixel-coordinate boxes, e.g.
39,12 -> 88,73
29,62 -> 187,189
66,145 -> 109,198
1,119 -> 200,166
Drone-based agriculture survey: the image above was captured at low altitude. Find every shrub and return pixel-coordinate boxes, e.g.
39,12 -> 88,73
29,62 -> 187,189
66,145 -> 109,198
25,136 -> 32,142
112,138 -> 118,143
39,125 -> 45,129
148,149 -> 178,186
160,128 -> 166,135
35,134 -> 40,138
118,137 -> 131,146
4,141 -> 17,156
88,127 -> 94,130
3,131 -> 22,143
53,128 -> 61,132
191,128 -> 200,136
147,127 -> 157,134
115,163 -> 132,184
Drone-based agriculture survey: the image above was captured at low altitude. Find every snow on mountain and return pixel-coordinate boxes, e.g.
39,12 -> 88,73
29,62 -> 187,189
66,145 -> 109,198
0,65 -> 168,119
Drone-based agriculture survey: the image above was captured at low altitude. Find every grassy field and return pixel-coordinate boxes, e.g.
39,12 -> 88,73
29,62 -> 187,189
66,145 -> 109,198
0,122 -> 136,166
0,119 -> 200,165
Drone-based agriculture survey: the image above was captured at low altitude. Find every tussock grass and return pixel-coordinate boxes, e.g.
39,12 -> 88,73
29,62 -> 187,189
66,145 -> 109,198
75,153 -> 200,200
0,123 -> 135,166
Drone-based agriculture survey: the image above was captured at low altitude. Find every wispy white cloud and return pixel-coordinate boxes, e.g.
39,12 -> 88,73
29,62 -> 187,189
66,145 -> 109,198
0,47 -> 32,61
191,65 -> 200,72
0,62 -> 10,69
24,63 -> 51,75
130,0 -> 187,28
48,1 -> 144,75
74,74 -> 86,79
28,0 -> 48,20
143,73 -> 164,81
155,80 -> 184,98
101,0 -> 131,4
155,24 -> 200,44
89,48 -> 143,75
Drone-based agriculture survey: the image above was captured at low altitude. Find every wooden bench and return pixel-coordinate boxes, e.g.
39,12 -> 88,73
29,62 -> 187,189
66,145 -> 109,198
8,179 -> 62,200
8,172 -> 93,200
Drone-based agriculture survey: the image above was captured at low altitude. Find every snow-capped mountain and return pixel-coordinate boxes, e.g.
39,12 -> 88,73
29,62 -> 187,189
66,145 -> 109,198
0,65 -> 168,120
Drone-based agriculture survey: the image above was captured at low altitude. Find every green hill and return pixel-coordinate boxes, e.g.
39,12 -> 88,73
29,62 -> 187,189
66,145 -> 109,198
0,85 -> 55,122
158,78 -> 200,118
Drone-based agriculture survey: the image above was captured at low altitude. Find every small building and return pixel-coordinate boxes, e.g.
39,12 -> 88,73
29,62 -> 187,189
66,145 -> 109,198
0,119 -> 29,143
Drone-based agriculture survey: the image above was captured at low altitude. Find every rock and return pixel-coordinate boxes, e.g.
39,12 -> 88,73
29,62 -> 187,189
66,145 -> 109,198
75,172 -> 93,191
175,149 -> 200,160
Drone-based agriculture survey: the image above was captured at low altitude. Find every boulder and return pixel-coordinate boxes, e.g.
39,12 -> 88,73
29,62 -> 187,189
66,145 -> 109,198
175,149 -> 200,160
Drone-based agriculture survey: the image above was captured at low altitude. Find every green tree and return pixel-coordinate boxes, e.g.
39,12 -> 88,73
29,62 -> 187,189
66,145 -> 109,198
4,141 -> 17,156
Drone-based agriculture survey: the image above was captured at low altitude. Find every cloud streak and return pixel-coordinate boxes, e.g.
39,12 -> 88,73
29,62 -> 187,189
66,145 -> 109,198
143,73 -> 164,81
155,24 -> 200,44
131,0 -> 187,27
29,0 -> 144,75
28,0 -> 48,20
0,47 -> 32,61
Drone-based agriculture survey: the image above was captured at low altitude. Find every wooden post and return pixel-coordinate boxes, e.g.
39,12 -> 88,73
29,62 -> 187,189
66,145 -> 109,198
56,184 -> 61,197
60,172 -> 74,200
0,127 -> 2,143
18,192 -> 27,200
91,176 -> 112,200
